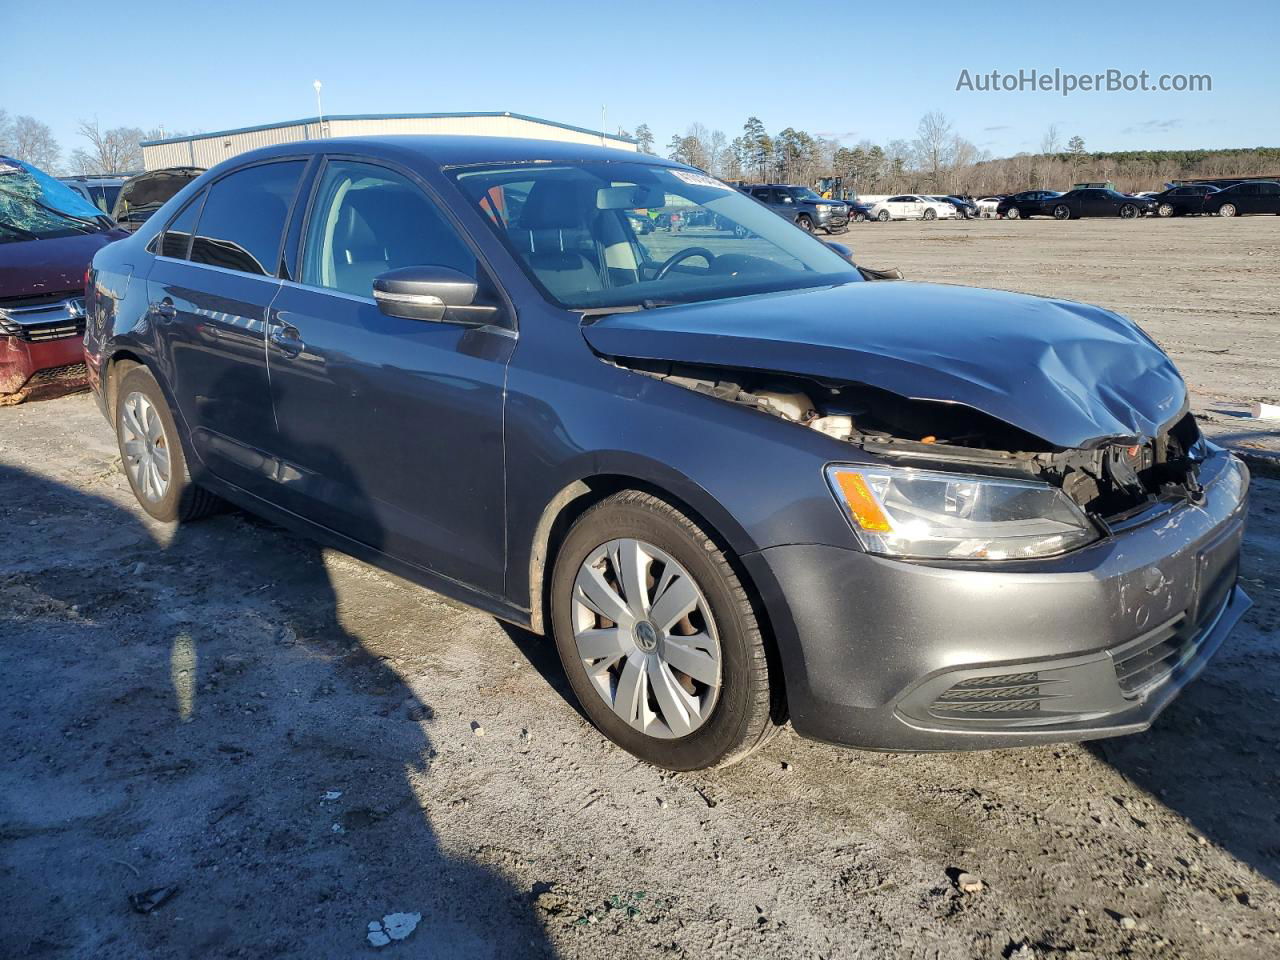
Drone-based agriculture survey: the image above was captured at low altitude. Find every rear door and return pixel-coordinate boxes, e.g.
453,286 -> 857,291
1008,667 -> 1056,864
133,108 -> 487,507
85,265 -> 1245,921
263,157 -> 514,595
1260,182 -> 1280,213
146,158 -> 307,496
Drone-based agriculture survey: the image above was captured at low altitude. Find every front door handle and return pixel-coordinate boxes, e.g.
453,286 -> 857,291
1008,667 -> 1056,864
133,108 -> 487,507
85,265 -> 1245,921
269,324 -> 305,358
151,300 -> 177,322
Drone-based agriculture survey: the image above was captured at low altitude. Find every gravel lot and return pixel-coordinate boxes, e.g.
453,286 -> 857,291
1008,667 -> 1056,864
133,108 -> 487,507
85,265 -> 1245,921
2,218 -> 1278,959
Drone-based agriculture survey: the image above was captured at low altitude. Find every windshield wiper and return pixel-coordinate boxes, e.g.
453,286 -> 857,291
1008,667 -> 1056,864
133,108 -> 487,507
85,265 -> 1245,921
0,186 -> 103,233
574,298 -> 680,319
0,221 -> 40,241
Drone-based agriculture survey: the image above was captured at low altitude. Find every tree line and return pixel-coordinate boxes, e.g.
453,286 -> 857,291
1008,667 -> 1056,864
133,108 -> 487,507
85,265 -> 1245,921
0,111 -> 178,176
629,115 -> 1280,196
5,106 -> 1277,195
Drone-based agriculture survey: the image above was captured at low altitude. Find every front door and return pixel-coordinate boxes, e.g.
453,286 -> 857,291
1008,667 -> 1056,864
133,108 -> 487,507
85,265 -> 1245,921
263,158 -> 514,596
146,159 -> 306,494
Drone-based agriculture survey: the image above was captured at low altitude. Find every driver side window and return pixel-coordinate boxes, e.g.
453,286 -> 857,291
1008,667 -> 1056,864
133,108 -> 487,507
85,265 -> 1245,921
301,160 -> 476,299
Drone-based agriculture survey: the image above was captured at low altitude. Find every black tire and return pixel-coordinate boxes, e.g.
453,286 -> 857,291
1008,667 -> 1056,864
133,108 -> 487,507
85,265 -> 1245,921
877,209 -> 890,222
1157,203 -> 1175,218
922,208 -> 937,221
114,365 -> 221,524
1218,203 -> 1237,217
1006,206 -> 1021,220
1053,204 -> 1072,220
550,490 -> 780,770
854,212 -> 866,223
796,215 -> 814,232
1119,203 -> 1138,219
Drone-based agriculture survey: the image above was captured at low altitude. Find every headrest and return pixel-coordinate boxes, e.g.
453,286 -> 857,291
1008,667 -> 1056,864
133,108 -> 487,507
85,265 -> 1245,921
518,179 -> 592,230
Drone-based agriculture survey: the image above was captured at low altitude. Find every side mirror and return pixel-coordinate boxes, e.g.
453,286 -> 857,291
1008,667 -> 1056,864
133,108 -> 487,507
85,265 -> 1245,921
372,265 -> 480,323
823,240 -> 855,264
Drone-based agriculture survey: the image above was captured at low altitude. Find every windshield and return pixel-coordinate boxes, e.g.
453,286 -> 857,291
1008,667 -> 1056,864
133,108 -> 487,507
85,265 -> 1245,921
0,156 -> 108,243
451,162 -> 860,309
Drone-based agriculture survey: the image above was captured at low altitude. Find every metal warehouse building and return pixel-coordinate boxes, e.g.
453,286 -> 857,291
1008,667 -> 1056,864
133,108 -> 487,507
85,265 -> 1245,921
140,112 -> 637,170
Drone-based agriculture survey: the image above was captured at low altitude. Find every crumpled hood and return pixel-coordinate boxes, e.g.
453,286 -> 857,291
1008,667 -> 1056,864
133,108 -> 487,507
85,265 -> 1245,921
0,231 -> 125,300
581,281 -> 1188,449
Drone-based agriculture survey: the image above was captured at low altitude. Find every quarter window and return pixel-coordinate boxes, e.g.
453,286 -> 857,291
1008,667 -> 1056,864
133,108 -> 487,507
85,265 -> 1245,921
189,161 -> 305,276
301,160 -> 477,299
158,191 -> 204,260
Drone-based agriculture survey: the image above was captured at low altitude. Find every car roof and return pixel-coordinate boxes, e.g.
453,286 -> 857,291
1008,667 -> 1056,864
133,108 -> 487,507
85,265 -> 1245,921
213,135 -> 681,172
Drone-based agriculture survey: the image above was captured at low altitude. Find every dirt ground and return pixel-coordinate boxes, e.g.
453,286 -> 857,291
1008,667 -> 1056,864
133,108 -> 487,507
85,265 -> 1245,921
2,218 -> 1279,960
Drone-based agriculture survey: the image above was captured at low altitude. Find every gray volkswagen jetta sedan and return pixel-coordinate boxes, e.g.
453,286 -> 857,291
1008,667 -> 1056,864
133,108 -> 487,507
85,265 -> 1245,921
84,136 -> 1251,770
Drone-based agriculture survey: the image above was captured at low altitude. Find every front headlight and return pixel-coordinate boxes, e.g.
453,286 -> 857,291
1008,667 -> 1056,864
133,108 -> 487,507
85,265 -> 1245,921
815,204 -> 831,212
826,464 -> 1098,560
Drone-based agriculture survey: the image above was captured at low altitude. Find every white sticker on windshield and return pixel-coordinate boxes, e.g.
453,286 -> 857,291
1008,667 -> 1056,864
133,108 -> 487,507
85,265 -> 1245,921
669,170 -> 733,190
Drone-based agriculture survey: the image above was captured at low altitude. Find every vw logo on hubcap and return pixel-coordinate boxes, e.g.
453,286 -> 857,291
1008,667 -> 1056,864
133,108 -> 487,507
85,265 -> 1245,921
633,620 -> 659,652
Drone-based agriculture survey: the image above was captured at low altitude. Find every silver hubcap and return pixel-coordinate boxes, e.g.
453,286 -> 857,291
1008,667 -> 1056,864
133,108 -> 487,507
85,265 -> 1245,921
1159,204 -> 1173,217
1221,204 -> 1235,217
571,538 -> 722,739
121,392 -> 172,502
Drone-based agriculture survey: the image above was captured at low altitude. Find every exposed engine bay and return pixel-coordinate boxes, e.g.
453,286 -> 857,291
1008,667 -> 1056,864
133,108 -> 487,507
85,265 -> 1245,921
617,358 -> 1208,527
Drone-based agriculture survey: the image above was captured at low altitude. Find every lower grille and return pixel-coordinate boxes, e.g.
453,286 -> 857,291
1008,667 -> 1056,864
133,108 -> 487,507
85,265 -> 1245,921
1113,616 -> 1188,695
930,671 -> 1065,717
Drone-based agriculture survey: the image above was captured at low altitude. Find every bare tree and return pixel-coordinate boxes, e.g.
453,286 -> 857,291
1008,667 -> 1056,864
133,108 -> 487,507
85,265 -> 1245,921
1041,123 -> 1062,155
4,115 -> 62,173
74,119 -> 145,174
914,111 -> 954,188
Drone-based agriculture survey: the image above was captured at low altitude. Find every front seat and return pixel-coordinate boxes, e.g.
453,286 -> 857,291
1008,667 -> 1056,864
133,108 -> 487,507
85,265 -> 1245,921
508,180 -> 604,299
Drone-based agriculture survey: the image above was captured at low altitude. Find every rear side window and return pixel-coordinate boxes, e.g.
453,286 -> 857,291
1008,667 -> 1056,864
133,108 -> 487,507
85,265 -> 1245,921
158,191 -> 204,259
190,161 -> 305,276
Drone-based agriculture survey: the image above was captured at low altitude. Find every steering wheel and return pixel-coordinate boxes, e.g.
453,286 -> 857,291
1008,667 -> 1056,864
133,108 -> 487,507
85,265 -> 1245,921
654,247 -> 716,280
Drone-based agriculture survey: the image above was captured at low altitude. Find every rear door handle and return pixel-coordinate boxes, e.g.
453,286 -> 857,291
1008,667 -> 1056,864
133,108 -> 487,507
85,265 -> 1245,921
151,300 -> 177,321
269,324 -> 305,358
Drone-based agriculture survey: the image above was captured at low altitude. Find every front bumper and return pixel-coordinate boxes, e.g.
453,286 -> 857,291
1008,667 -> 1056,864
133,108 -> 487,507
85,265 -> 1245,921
0,335 -> 88,398
743,451 -> 1251,751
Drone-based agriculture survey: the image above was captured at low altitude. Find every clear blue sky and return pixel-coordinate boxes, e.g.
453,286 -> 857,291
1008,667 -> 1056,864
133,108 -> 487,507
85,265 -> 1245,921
6,0 -> 1277,159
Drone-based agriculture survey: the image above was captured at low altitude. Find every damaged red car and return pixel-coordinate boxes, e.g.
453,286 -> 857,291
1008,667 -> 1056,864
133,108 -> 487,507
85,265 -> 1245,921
0,156 -> 127,402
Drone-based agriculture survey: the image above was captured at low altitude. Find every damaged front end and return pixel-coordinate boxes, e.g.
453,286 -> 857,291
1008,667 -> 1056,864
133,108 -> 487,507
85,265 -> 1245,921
611,357 -> 1211,552
581,280 -> 1215,558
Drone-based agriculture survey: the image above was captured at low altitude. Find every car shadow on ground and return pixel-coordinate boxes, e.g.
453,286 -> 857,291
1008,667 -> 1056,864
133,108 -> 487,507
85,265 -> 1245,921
0,462 -> 553,959
1086,483 -> 1280,887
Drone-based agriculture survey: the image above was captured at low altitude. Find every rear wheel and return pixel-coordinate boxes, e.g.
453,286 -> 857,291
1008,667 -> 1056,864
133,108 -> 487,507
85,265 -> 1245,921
1053,204 -> 1071,220
854,212 -> 866,223
114,365 -> 221,523
1218,203 -> 1237,217
1119,203 -> 1139,219
550,491 -> 779,770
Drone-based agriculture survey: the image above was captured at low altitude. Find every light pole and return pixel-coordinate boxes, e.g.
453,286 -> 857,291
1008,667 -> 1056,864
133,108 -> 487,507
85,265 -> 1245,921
313,80 -> 325,137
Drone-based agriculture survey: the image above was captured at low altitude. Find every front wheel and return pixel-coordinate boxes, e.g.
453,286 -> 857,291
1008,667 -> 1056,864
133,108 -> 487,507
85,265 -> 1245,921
1006,206 -> 1021,220
1119,203 -> 1139,219
550,491 -> 780,770
1053,204 -> 1072,220
1157,203 -> 1175,218
796,215 -> 814,232
854,212 -> 866,223
114,365 -> 221,523
877,209 -> 890,222
1218,203 -> 1237,217
922,208 -> 937,221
